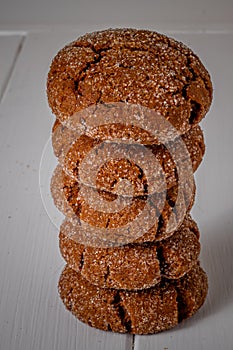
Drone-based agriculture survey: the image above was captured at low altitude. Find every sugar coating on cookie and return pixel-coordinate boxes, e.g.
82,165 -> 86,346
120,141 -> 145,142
52,120 -> 205,195
51,165 -> 195,245
47,28 -> 212,138
47,27 -> 211,335
59,216 -> 200,290
58,263 -> 208,334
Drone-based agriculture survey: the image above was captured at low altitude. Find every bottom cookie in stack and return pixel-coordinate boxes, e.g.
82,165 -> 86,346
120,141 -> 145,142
58,263 -> 208,334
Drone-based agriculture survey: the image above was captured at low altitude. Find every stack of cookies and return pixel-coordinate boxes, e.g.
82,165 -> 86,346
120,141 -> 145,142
47,28 -> 212,334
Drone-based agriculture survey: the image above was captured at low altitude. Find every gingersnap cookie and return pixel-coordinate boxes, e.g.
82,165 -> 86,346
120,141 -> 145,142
59,216 -> 200,290
52,119 -> 204,195
58,263 -> 208,334
47,28 -> 212,140
51,165 -> 195,245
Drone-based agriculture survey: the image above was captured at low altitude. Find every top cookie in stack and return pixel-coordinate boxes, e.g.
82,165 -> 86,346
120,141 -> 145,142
47,28 -> 212,139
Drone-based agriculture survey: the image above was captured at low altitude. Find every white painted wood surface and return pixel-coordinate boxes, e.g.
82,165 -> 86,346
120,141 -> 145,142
135,33 -> 233,350
0,35 -> 25,101
1,0 -> 233,28
0,25 -> 233,350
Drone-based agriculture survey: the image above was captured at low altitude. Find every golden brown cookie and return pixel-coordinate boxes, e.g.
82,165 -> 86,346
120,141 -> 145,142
59,216 -> 200,290
51,165 -> 195,245
47,28 -> 212,139
52,119 -> 204,195
58,263 -> 208,334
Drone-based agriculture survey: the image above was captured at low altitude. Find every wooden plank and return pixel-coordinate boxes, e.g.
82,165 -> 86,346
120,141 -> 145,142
135,33 -> 233,350
0,31 -> 132,350
0,34 -> 25,102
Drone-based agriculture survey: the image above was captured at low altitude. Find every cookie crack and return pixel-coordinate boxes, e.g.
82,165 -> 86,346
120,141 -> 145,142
105,218 -> 110,228
135,163 -> 144,180
189,100 -> 202,124
63,183 -> 82,215
73,47 -> 112,98
175,283 -> 188,323
186,55 -> 210,90
186,55 -> 211,122
156,244 -> 166,276
72,40 -> 211,124
104,265 -> 110,282
79,249 -> 85,270
111,292 -> 132,332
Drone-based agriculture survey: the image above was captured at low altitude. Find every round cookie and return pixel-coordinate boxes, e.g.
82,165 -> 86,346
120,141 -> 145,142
52,120 -> 204,196
47,28 -> 212,139
51,165 -> 195,245
59,216 -> 200,290
58,263 -> 208,334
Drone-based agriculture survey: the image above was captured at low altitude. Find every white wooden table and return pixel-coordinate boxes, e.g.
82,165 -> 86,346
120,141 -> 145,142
1,2 -> 233,349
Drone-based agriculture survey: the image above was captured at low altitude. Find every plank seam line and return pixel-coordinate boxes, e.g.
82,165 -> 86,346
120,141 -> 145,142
0,34 -> 27,104
131,334 -> 135,350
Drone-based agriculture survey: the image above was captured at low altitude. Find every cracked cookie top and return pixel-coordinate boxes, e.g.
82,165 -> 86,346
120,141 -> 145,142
47,28 -> 212,136
58,263 -> 208,334
52,119 -> 205,195
50,165 -> 196,246
59,215 -> 200,290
